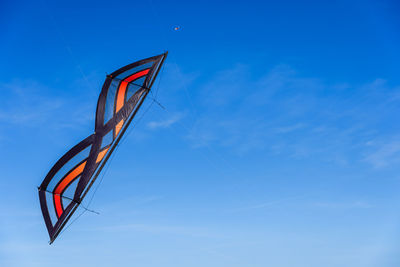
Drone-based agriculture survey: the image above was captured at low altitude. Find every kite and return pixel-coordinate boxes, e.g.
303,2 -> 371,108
38,52 -> 168,244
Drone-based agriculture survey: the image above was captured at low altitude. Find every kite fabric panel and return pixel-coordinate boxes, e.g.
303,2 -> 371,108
38,52 -> 167,244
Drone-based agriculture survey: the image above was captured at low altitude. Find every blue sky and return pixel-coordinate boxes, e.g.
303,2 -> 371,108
1,0 -> 400,266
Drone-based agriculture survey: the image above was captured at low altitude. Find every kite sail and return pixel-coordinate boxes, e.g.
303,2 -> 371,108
38,52 -> 167,244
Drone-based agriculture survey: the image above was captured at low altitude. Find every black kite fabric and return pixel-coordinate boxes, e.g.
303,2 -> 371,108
38,53 -> 167,244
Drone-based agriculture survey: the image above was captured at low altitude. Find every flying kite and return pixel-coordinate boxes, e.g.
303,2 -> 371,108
38,52 -> 168,244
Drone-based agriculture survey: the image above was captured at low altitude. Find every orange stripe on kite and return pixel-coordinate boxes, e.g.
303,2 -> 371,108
116,81 -> 128,113
115,120 -> 124,138
54,161 -> 86,217
115,69 -> 150,113
96,147 -> 109,163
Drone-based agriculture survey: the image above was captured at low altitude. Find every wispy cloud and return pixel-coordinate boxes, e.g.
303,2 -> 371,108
94,223 -> 216,238
363,138 -> 400,168
147,113 -> 184,130
96,195 -> 164,212
227,197 -> 374,214
187,64 -> 326,153
227,195 -> 307,213
182,63 -> 400,168
274,123 -> 306,134
313,201 -> 374,209
0,80 -> 94,129
0,80 -> 64,125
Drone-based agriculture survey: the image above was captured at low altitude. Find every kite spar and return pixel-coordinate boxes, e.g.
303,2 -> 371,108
38,52 -> 167,244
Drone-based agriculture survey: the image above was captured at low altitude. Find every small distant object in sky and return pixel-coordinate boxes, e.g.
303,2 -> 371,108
174,26 -> 181,31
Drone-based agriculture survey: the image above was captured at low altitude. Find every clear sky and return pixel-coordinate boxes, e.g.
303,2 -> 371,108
1,0 -> 400,266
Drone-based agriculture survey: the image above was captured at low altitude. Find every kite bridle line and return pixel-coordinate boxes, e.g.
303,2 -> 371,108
106,77 -> 151,90
48,52 -> 168,244
102,78 -> 166,109
37,188 -> 99,215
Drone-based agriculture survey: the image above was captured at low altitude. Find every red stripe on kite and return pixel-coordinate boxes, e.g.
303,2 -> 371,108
54,161 -> 86,218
